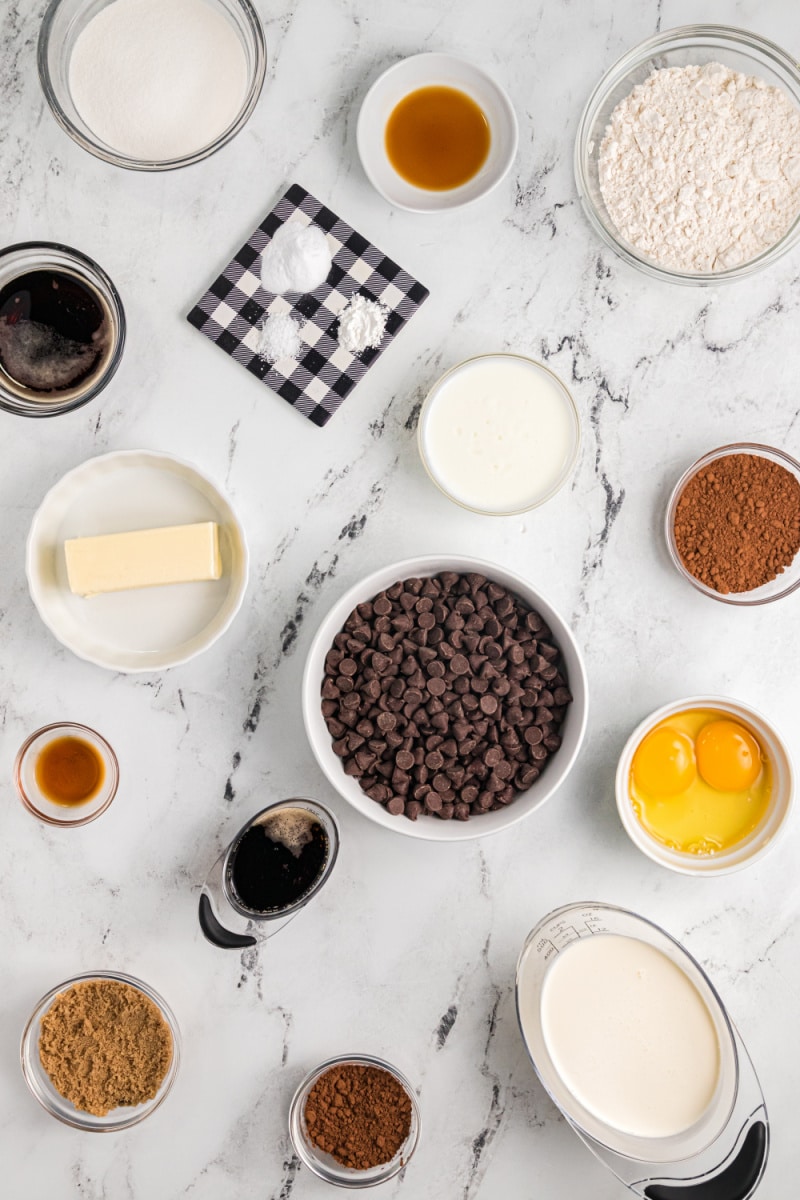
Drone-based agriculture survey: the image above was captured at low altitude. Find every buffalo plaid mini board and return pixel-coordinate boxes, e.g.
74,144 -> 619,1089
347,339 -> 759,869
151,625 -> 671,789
187,183 -> 430,427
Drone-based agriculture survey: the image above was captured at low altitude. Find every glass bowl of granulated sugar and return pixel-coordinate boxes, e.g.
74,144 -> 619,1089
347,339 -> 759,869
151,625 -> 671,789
575,25 -> 800,284
38,0 -> 266,171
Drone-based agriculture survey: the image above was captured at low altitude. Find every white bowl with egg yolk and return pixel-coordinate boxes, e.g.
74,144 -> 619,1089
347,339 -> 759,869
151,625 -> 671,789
616,695 -> 794,875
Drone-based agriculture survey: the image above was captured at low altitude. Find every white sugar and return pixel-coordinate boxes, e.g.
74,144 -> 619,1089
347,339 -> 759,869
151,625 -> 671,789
68,0 -> 249,161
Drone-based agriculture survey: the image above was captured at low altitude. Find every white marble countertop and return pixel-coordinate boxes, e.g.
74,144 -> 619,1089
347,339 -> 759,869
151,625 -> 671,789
2,1 -> 800,1196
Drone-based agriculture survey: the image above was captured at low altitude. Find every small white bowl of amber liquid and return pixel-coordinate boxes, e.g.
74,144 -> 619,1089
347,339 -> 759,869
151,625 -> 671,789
615,696 -> 793,876
356,52 -> 518,212
14,722 -> 119,827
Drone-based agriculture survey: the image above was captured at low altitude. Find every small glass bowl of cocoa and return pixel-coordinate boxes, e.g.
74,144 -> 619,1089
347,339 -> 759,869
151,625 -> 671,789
289,1053 -> 421,1188
665,442 -> 800,605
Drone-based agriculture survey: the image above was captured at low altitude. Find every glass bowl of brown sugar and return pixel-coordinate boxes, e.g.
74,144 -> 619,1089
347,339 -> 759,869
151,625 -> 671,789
289,1053 -> 421,1187
21,970 -> 180,1131
665,442 -> 800,605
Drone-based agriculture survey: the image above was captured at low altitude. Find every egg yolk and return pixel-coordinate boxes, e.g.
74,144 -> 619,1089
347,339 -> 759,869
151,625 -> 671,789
631,726 -> 697,797
695,720 -> 761,792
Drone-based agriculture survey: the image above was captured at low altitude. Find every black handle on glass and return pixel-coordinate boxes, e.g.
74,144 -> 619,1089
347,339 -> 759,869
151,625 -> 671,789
198,893 -> 257,949
644,1122 -> 767,1200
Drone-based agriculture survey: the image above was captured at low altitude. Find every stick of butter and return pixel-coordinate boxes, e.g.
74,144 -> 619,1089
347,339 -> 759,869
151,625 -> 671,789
64,522 -> 223,597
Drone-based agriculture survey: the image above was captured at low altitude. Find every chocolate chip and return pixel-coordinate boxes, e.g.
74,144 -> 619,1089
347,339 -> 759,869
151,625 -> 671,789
322,572 -> 572,822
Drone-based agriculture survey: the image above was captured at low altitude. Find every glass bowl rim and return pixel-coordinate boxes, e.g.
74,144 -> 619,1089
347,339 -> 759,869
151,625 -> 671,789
574,23 -> 800,285
14,720 -> 120,827
288,1052 -> 421,1187
417,351 -> 581,516
664,441 -> 800,605
0,239 -> 126,417
20,969 -> 181,1130
37,0 -> 267,172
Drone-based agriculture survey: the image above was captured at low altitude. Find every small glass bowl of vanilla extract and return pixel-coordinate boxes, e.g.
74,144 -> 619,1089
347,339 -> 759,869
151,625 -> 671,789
14,722 -> 119,827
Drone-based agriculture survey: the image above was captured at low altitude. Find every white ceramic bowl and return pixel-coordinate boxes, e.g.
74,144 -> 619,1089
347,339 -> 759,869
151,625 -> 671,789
616,696 -> 794,876
26,450 -> 248,672
356,53 -> 518,213
302,555 -> 588,842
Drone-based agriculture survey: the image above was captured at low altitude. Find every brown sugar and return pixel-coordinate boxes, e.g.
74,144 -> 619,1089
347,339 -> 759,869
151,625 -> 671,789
38,979 -> 173,1116
673,452 -> 800,594
304,1063 -> 413,1170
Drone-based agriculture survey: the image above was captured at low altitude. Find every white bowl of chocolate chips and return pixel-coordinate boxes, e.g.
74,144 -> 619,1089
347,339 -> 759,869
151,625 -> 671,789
302,556 -> 588,841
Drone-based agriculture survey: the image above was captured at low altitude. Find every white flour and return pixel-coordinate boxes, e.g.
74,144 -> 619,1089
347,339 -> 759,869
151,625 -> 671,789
599,62 -> 800,272
68,0 -> 249,161
337,294 -> 388,355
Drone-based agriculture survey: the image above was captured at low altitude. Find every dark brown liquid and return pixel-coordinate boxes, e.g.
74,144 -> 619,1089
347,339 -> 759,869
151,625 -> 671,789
0,268 -> 111,397
230,808 -> 329,913
35,736 -> 105,807
385,86 -> 491,191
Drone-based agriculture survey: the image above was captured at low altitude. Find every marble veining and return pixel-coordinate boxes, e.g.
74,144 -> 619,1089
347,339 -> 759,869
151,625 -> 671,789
2,0 -> 800,1196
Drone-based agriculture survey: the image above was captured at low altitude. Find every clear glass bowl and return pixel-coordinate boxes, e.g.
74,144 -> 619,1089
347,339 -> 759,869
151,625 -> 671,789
665,442 -> 800,605
0,241 -> 125,417
14,721 -> 119,827
575,25 -> 800,284
289,1054 -> 421,1188
38,0 -> 266,171
21,970 -> 180,1131
417,353 -> 580,516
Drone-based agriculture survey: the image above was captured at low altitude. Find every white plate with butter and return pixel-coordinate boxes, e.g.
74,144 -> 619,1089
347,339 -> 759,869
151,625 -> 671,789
26,450 -> 248,672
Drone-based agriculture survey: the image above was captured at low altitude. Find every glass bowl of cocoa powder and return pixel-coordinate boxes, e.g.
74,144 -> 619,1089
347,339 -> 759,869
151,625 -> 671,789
21,970 -> 180,1130
289,1053 -> 421,1187
666,443 -> 800,605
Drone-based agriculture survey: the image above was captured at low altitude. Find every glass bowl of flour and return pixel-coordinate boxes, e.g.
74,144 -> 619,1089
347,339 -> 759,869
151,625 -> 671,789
38,0 -> 266,171
575,25 -> 800,284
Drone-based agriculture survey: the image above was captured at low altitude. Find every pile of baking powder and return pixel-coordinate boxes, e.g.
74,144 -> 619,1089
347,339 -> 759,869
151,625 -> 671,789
599,62 -> 800,272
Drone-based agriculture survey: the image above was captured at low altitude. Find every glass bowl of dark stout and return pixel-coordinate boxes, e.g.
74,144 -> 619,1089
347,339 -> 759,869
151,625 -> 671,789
0,242 -> 125,417
14,721 -> 119,827
198,799 -> 340,949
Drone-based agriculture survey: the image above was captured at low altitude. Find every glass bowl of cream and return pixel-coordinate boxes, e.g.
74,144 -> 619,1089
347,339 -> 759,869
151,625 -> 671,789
575,25 -> 800,284
417,353 -> 580,516
38,0 -> 266,171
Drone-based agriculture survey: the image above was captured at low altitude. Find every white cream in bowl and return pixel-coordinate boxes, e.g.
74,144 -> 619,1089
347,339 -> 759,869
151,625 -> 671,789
418,354 -> 579,515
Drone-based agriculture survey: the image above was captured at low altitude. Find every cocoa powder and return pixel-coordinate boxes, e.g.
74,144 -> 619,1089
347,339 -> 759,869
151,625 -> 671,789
304,1062 -> 413,1170
673,452 -> 800,594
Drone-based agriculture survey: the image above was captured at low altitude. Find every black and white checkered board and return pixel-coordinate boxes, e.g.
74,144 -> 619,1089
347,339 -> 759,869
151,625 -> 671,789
187,183 -> 430,427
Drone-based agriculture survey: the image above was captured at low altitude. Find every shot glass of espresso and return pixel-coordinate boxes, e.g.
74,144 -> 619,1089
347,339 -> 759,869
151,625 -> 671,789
198,799 -> 340,949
